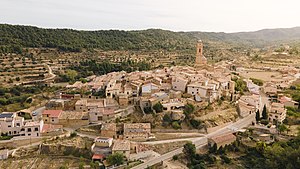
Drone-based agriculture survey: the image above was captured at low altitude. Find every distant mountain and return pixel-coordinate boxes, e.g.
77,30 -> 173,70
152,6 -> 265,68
0,24 -> 300,53
187,27 -> 300,47
232,27 -> 300,41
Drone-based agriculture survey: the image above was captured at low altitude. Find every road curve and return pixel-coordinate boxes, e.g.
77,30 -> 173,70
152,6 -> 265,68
132,114 -> 255,169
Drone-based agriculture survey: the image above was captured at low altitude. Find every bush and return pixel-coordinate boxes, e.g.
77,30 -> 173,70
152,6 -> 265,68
70,132 -> 77,138
144,107 -> 153,114
172,121 -> 181,129
172,155 -> 179,161
107,153 -> 124,166
260,119 -> 269,125
190,119 -> 203,129
250,78 -> 263,86
153,102 -> 163,113
184,103 -> 195,117
220,155 -> 231,164
163,114 -> 172,123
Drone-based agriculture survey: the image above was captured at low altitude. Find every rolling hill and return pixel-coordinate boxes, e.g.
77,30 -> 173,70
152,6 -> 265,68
1,24 -> 300,53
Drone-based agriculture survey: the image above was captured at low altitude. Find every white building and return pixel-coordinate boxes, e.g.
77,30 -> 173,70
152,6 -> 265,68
19,120 -> 44,137
141,83 -> 159,96
172,76 -> 188,92
269,103 -> 287,123
94,137 -> 113,147
0,112 -> 24,136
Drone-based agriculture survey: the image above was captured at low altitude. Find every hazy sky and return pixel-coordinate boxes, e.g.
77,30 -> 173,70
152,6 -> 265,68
1,0 -> 299,32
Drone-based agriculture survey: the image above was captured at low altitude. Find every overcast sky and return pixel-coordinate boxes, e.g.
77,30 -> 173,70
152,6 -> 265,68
1,0 -> 299,33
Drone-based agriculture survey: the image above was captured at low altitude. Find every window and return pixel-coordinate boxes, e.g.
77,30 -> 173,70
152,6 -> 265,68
27,128 -> 32,132
35,128 -> 39,131
8,125 -> 11,128
95,113 -> 97,115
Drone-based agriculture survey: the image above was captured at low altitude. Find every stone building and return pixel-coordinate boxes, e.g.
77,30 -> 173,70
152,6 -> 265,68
195,40 -> 207,65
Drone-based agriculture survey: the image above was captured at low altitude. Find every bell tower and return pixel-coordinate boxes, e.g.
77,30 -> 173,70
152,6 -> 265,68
195,40 -> 207,65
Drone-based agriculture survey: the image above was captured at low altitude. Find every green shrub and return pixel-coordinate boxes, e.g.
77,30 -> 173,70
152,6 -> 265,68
172,121 -> 181,129
172,155 -> 179,161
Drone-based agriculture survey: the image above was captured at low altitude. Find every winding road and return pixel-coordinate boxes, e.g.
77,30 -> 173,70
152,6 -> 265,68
16,64 -> 56,86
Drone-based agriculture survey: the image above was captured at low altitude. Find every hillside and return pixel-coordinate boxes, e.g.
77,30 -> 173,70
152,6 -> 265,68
0,24 -> 196,53
1,24 -> 300,54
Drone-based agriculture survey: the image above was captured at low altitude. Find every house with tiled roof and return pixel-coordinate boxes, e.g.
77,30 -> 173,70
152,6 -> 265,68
42,110 -> 62,124
208,133 -> 236,148
112,140 -> 131,159
123,123 -> 152,140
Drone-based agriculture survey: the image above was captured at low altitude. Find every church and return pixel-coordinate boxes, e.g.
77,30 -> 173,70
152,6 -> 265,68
195,40 -> 207,66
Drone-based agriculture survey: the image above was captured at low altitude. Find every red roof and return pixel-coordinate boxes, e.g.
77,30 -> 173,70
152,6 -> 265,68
42,110 -> 62,118
41,124 -> 63,133
92,154 -> 104,160
103,108 -> 115,115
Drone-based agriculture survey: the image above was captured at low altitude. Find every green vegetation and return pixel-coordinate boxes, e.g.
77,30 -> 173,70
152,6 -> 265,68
152,102 -> 163,113
0,24 -> 194,53
0,133 -> 13,140
60,59 -> 151,81
284,106 -> 300,126
0,85 -> 60,112
171,121 -> 181,129
256,110 -> 260,122
250,78 -> 263,86
183,103 -> 195,117
107,153 -> 125,166
183,132 -> 300,169
143,107 -> 153,114
70,132 -> 77,138
286,107 -> 300,118
172,155 -> 179,161
232,77 -> 248,94
262,105 -> 268,120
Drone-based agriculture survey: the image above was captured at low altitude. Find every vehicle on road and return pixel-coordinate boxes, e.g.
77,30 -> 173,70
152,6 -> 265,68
32,112 -> 38,116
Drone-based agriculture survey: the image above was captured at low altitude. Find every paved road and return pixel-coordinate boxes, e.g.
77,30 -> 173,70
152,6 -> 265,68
32,106 -> 45,121
132,114 -> 255,169
140,137 -> 203,145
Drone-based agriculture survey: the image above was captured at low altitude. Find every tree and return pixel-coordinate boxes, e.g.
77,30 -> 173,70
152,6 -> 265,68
184,103 -> 195,117
172,155 -> 179,161
209,143 -> 217,153
153,102 -> 163,113
255,110 -> 260,122
190,119 -> 203,129
262,105 -> 268,120
16,77 -> 20,81
64,69 -> 78,82
183,142 -> 196,161
278,124 -> 288,134
163,114 -> 172,123
172,121 -> 181,129
107,153 -> 124,166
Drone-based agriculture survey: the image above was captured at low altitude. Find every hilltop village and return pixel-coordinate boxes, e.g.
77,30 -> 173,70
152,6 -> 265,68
1,40 -> 300,168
